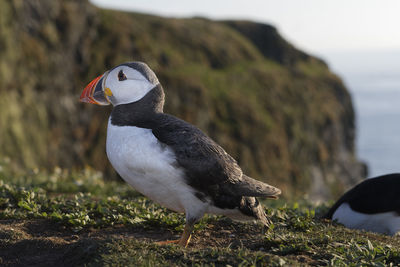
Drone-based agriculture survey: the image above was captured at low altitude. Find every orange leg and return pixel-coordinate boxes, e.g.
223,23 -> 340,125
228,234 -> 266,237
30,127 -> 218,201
178,222 -> 194,247
157,219 -> 195,247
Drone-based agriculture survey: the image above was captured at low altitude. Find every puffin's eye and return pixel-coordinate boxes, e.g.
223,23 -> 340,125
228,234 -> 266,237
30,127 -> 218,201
118,70 -> 127,81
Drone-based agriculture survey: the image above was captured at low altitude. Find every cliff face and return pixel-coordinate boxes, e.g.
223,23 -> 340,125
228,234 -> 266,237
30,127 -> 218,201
0,0 -> 365,199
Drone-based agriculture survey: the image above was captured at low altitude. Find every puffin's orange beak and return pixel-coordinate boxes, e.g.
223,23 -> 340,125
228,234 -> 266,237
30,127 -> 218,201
80,72 -> 110,105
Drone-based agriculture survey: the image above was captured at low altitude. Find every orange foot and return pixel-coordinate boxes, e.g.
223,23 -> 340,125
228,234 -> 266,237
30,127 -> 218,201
156,222 -> 194,248
156,239 -> 180,245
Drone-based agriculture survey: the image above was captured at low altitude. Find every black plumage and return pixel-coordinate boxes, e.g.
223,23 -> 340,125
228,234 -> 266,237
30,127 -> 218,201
325,173 -> 400,219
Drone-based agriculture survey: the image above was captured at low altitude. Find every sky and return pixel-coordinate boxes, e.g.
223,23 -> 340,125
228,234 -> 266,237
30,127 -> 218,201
90,0 -> 400,56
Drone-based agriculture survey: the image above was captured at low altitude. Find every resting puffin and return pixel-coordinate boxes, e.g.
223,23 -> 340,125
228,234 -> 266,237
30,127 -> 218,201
80,62 -> 281,247
324,173 -> 400,235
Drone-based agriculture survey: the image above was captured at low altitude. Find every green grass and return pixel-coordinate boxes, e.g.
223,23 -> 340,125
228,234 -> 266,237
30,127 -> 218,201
1,163 -> 400,266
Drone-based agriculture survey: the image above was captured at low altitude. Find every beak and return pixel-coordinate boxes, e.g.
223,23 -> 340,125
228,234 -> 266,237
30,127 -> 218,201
80,71 -> 111,105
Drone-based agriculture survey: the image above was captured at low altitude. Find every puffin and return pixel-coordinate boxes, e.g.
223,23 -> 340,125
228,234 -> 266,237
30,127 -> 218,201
80,62 -> 281,247
324,173 -> 400,235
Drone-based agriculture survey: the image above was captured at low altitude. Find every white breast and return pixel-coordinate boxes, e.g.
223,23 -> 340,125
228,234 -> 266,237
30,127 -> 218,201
106,119 -> 208,218
332,202 -> 400,235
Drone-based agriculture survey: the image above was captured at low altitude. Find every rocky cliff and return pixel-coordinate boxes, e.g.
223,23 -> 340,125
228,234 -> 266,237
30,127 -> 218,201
0,0 -> 365,200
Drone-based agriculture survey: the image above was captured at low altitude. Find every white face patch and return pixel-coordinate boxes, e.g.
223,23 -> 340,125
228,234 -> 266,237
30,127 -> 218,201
104,65 -> 159,106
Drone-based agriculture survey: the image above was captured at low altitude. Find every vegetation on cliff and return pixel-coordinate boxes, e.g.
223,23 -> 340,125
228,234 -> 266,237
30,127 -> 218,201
0,0 -> 363,199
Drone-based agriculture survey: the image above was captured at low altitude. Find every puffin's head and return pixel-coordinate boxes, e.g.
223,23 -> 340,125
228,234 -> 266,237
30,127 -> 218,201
80,62 -> 160,106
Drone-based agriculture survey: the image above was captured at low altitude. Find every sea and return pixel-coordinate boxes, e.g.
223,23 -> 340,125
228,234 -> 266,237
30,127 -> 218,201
320,50 -> 400,178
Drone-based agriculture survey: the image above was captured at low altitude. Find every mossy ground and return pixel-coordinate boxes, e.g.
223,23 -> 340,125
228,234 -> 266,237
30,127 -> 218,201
1,161 -> 399,266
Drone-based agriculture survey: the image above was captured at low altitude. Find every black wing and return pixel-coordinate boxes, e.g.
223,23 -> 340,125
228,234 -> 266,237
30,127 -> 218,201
151,114 -> 280,200
325,173 -> 400,218
152,114 -> 243,191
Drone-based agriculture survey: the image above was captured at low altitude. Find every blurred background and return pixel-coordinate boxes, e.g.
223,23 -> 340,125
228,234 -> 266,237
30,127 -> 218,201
92,0 -> 400,178
1,0 -> 398,200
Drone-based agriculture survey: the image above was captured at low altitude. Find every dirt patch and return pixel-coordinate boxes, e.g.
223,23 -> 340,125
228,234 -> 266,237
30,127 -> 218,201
0,218 -> 267,266
191,218 -> 267,249
0,220 -> 87,266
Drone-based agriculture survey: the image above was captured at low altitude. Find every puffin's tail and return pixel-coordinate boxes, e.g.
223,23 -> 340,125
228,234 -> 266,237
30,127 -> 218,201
227,175 -> 281,199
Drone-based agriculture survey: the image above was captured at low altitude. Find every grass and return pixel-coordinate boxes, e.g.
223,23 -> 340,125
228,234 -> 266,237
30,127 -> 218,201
1,162 -> 400,266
